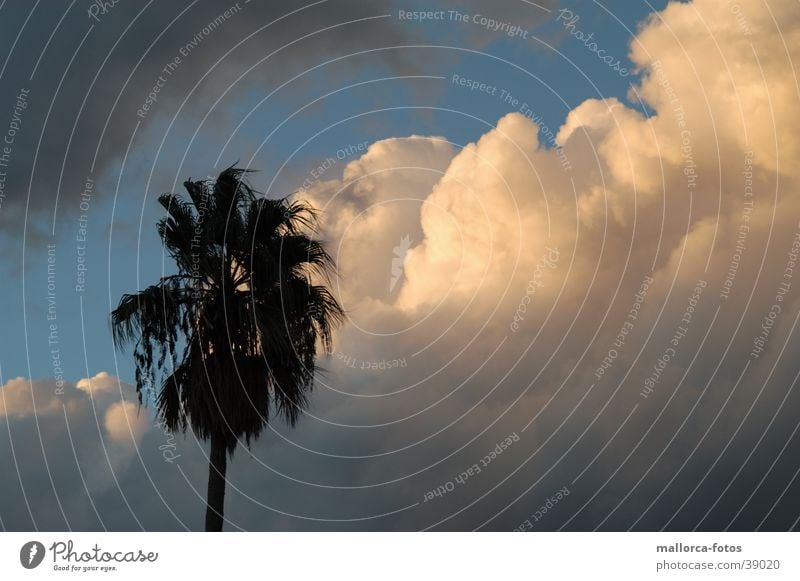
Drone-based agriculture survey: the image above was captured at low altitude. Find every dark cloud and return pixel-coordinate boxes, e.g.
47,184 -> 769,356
0,0 -> 555,248
0,1 -> 396,242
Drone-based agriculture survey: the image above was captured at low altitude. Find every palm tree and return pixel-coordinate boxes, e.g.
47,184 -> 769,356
111,167 -> 344,531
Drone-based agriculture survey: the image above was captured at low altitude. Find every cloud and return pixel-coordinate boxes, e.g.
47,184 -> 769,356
298,0 -> 800,530
1,1 -> 403,246
0,376 -> 63,418
2,0 -> 800,531
75,370 -> 115,394
1,371 -> 146,444
0,0 -> 555,249
104,401 -> 150,446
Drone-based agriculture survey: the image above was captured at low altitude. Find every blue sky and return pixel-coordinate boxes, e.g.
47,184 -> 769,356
0,0 -> 667,385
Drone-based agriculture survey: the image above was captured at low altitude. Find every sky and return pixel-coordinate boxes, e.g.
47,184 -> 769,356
2,0 -> 800,531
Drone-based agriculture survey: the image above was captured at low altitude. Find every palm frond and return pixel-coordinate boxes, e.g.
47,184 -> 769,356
111,165 -> 343,444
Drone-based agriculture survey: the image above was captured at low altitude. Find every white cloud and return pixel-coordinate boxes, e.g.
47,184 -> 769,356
104,400 -> 150,446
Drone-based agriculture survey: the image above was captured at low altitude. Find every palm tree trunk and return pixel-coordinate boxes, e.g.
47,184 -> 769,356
204,433 -> 227,531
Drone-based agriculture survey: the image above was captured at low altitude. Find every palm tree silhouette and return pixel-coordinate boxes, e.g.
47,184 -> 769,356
111,167 -> 344,531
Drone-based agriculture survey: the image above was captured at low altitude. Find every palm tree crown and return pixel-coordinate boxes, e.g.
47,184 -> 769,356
111,166 -> 344,530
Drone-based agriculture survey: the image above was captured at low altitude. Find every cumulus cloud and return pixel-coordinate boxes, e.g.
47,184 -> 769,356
299,0 -> 800,530
0,372 -> 213,530
1,372 -> 147,446
104,401 -> 150,446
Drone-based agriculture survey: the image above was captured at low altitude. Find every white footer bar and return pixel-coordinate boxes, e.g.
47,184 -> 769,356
1,532 -> 797,580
